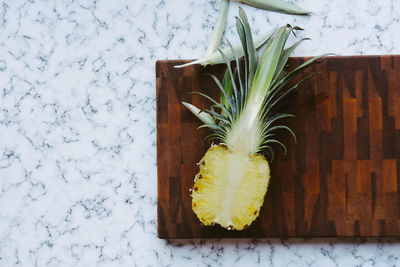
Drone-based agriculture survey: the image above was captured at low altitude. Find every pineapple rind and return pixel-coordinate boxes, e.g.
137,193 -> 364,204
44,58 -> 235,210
192,145 -> 270,230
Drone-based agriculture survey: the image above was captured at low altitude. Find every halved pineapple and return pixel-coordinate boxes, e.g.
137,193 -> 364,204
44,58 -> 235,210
192,145 -> 270,230
182,8 -> 321,230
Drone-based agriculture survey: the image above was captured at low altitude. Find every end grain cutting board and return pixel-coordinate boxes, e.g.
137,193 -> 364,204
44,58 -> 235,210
156,55 -> 400,239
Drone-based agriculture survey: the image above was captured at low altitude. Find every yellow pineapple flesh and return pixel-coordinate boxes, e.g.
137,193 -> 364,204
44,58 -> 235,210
191,145 -> 270,230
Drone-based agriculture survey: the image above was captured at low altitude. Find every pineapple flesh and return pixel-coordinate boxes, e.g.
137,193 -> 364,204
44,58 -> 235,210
192,145 -> 270,230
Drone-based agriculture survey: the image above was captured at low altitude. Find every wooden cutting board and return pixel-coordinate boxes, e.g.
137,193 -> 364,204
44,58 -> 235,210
156,55 -> 400,239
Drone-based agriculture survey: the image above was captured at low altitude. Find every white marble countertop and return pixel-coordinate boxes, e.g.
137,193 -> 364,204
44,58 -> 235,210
0,0 -> 400,266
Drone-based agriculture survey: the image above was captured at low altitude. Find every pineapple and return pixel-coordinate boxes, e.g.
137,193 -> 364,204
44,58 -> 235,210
183,8 -> 323,230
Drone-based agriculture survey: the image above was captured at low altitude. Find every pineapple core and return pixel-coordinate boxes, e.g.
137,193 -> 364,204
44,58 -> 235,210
192,145 -> 270,230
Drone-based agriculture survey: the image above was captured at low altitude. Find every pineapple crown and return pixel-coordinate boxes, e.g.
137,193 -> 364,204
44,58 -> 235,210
184,8 -> 325,161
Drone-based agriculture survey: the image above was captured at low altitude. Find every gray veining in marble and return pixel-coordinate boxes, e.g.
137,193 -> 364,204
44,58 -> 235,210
0,0 -> 400,266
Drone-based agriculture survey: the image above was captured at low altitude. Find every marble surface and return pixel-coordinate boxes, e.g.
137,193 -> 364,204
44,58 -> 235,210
0,0 -> 400,266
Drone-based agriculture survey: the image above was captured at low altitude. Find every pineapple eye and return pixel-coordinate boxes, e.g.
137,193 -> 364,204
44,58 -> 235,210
194,186 -> 198,191
253,210 -> 258,215
201,161 -> 206,166
199,174 -> 202,179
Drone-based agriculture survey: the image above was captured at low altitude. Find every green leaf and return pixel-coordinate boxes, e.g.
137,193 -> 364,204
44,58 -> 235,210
235,16 -> 249,89
206,0 -> 230,56
198,123 -> 228,135
263,113 -> 295,127
204,133 -> 227,143
238,7 -> 257,86
182,102 -> 215,125
272,54 -> 331,91
263,125 -> 297,143
262,75 -> 305,119
218,48 -> 241,116
263,139 -> 288,155
221,68 -> 234,109
272,38 -> 309,83
236,0 -> 311,15
206,109 -> 232,125
174,28 -> 275,68
226,39 -> 245,110
192,91 -> 234,121
208,73 -> 236,115
251,25 -> 287,101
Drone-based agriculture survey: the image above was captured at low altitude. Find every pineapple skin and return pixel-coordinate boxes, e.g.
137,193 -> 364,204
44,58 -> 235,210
191,145 -> 271,230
